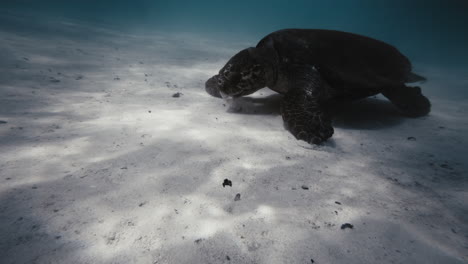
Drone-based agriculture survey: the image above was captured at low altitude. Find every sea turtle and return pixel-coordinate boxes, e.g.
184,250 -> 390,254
205,29 -> 431,144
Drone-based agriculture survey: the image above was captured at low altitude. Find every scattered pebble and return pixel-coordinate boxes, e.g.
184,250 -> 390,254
335,201 -> 342,205
301,185 -> 309,190
138,201 -> 147,207
75,75 -> 83,80
440,163 -> 453,170
407,136 -> 416,141
49,77 -> 60,83
341,223 -> 354,230
114,77 -> 120,81
194,238 -> 204,244
234,193 -> 241,201
226,255 -> 231,261
222,179 -> 232,188
172,92 -> 183,98
120,166 -> 128,170
311,259 -> 315,263
285,156 -> 291,160
0,120 -> 7,124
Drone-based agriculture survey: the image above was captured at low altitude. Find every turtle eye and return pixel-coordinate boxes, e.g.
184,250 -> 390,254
229,72 -> 241,83
222,64 -> 233,78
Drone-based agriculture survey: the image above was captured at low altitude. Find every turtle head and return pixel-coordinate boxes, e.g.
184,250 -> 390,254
205,47 -> 268,99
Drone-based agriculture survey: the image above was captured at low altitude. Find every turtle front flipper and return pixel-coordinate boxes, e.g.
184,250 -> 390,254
382,85 -> 431,117
280,66 -> 334,144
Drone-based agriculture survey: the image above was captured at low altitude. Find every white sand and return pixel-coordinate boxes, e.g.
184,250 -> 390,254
0,13 -> 467,264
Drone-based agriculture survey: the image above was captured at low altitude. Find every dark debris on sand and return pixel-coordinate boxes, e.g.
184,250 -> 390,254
222,179 -> 232,187
341,223 -> 354,230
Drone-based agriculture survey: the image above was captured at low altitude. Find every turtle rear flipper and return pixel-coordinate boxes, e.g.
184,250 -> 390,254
280,66 -> 334,144
382,85 -> 431,117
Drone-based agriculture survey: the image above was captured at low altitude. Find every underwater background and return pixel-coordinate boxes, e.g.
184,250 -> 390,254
2,0 -> 468,67
1,2 -> 468,264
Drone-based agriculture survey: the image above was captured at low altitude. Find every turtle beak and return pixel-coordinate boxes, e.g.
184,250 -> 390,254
205,75 -> 222,98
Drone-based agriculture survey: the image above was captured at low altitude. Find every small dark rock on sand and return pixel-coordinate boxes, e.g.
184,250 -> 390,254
222,179 -> 232,187
407,136 -> 416,141
172,92 -> 183,98
49,77 -> 61,83
0,120 -> 7,124
440,163 -> 453,170
341,223 -> 354,230
301,185 -> 309,190
234,193 -> 241,201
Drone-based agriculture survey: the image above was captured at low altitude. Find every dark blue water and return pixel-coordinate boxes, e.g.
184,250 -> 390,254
2,0 -> 468,66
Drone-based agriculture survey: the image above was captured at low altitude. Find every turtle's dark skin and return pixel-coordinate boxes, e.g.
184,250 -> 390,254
205,29 -> 431,144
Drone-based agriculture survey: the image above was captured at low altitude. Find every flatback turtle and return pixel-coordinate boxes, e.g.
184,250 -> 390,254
205,29 -> 431,144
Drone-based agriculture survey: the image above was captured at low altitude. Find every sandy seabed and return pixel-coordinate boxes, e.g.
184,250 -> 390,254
0,13 -> 467,264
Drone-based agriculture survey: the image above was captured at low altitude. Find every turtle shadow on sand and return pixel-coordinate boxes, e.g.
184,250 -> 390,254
226,94 -> 283,115
229,95 -> 405,130
330,97 -> 405,130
